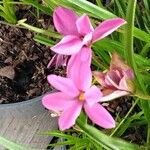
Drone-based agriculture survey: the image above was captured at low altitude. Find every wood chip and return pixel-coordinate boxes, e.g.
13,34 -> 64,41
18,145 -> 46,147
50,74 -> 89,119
0,66 -> 15,80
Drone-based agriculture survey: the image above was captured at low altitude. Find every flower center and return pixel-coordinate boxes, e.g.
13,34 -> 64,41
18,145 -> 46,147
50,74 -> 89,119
78,92 -> 85,101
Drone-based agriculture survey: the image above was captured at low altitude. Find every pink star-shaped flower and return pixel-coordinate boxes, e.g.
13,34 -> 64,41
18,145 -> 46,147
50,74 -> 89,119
42,52 -> 115,130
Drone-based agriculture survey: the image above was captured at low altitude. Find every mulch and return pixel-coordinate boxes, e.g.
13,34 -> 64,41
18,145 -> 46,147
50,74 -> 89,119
0,23 -> 52,104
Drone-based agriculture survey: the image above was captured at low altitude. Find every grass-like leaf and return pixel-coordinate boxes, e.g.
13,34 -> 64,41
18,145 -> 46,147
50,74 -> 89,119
77,119 -> 143,150
0,136 -> 35,150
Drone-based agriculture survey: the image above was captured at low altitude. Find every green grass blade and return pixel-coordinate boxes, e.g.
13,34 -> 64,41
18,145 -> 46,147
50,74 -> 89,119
95,39 -> 150,66
0,136 -> 35,150
21,0 -> 52,14
17,19 -> 62,38
76,119 -> 142,150
33,35 -> 55,46
50,0 -> 116,19
124,0 -> 137,70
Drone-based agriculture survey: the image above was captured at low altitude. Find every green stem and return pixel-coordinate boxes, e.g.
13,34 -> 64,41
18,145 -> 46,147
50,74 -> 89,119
124,1 -> 150,148
76,119 -> 141,150
110,99 -> 139,136
95,0 -> 104,8
17,19 -> 62,39
124,0 -> 137,74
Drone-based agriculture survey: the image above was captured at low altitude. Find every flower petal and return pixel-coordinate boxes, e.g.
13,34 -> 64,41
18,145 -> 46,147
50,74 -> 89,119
110,53 -> 134,79
42,92 -> 74,111
53,7 -> 78,35
92,18 -> 126,43
93,71 -> 107,87
67,47 -> 92,91
105,70 -> 121,89
119,76 -> 134,92
59,100 -> 82,130
84,103 -> 115,128
47,54 -> 67,69
80,46 -> 92,62
47,75 -> 79,97
85,85 -> 103,107
76,14 -> 94,36
100,90 -> 129,102
82,32 -> 93,46
51,35 -> 83,55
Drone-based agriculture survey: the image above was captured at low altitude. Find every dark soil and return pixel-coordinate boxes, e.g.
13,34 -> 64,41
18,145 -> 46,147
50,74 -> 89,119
0,23 -> 51,104
0,4 -> 67,104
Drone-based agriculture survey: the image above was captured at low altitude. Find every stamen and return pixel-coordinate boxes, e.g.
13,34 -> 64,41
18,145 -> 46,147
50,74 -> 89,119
78,92 -> 85,101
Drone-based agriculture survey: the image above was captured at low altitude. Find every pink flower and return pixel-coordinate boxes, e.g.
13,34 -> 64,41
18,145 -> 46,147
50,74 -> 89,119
51,7 -> 126,56
42,55 -> 115,130
94,53 -> 135,102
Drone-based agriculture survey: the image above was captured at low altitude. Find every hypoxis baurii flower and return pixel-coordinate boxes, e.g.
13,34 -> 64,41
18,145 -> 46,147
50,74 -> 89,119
51,7 -> 126,61
94,53 -> 135,102
42,52 -> 115,130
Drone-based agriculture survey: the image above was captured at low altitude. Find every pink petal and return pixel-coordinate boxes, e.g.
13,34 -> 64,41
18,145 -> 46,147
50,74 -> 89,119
119,76 -> 134,93
105,70 -> 121,89
84,103 -> 115,128
47,75 -> 79,97
47,54 -> 65,69
58,100 -> 83,130
124,69 -> 134,79
110,53 -> 134,80
67,47 -> 92,91
100,90 -> 129,102
85,85 -> 103,107
42,92 -> 74,111
92,18 -> 126,43
51,35 -> 83,55
76,14 -> 94,36
53,7 -> 78,35
93,71 -> 107,87
118,76 -> 129,91
47,54 -> 57,68
82,32 -> 93,46
80,46 -> 92,62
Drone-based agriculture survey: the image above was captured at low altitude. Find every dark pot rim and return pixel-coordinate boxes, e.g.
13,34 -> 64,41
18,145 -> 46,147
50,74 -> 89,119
0,95 -> 43,108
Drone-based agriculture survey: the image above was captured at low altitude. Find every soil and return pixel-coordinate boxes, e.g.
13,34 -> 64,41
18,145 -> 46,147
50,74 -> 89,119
0,6 -> 65,104
0,23 -> 49,104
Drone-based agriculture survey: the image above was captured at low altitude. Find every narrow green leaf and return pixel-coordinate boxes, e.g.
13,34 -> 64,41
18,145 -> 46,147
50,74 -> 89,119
124,0 -> 137,70
20,0 -> 52,14
77,119 -> 142,150
95,39 -> 150,66
17,19 -> 62,38
42,130 -> 76,139
0,136 -> 35,150
34,35 -> 55,46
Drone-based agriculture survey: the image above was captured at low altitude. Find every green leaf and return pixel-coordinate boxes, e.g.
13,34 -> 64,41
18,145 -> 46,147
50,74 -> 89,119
95,39 -> 150,66
20,0 -> 52,14
33,35 -> 55,46
77,119 -> 142,150
42,130 -> 77,139
114,111 -> 143,136
134,92 -> 150,100
17,19 -> 62,38
124,0 -> 137,70
0,136 -> 35,150
61,0 -> 116,19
